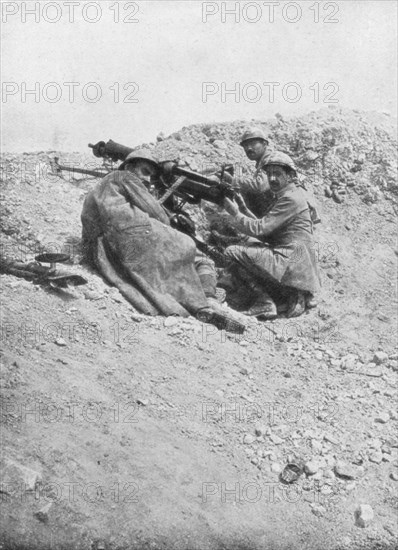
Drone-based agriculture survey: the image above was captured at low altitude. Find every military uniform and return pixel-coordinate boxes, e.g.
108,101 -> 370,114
225,181 -> 320,295
237,147 -> 275,218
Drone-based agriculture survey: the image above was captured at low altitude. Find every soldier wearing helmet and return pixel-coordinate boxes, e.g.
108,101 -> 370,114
119,149 -> 160,190
238,127 -> 275,217
216,127 -> 274,219
81,146 -> 242,332
221,151 -> 320,318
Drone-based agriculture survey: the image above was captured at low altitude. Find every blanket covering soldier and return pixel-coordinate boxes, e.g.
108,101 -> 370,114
81,166 -> 210,317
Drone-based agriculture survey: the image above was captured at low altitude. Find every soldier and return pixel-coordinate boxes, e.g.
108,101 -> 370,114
219,127 -> 274,218
238,127 -> 274,212
81,150 -> 243,332
222,152 -> 320,319
119,151 -> 219,304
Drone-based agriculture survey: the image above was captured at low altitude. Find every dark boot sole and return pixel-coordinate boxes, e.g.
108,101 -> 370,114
196,309 -> 245,334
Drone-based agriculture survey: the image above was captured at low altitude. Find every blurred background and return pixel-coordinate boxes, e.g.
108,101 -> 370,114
1,0 -> 397,151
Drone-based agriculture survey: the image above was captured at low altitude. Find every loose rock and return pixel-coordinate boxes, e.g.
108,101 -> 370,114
375,412 -> 390,424
334,461 -> 358,480
369,451 -> 383,464
304,460 -> 320,476
355,504 -> 374,528
34,502 -> 52,523
55,338 -> 67,347
271,462 -> 282,474
243,434 -> 255,445
373,351 -> 389,365
164,316 -> 179,327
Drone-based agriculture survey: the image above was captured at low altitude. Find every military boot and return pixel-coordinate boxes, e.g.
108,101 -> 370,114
243,280 -> 277,320
287,290 -> 306,318
304,292 -> 317,309
196,302 -> 246,334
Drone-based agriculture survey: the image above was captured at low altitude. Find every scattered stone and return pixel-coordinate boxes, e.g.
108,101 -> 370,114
340,536 -> 352,547
390,471 -> 398,481
334,461 -> 357,480
304,460 -> 320,476
375,412 -> 390,424
0,459 -> 42,492
131,314 -> 143,322
212,139 -> 228,150
388,360 -> 398,371
310,504 -> 326,517
254,425 -> 265,437
136,398 -> 149,406
55,338 -> 67,347
239,366 -> 253,376
270,433 -> 284,445
324,434 -> 339,445
355,504 -> 374,528
311,439 -> 323,453
373,351 -> 388,365
34,502 -> 52,523
369,451 -> 383,464
164,316 -> 179,327
364,365 -> 383,377
383,524 -> 398,538
83,290 -> 103,301
332,190 -> 343,203
243,434 -> 255,445
369,438 -> 382,449
271,462 -> 282,474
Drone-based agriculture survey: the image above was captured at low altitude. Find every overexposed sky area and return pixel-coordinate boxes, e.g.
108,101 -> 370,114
1,0 -> 397,151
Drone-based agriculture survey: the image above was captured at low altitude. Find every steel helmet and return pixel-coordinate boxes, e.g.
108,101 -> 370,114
240,127 -> 269,146
119,149 -> 159,170
263,151 -> 297,175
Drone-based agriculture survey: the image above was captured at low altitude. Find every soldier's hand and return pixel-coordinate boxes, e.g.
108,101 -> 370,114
206,175 -> 220,184
223,197 -> 239,216
216,171 -> 234,185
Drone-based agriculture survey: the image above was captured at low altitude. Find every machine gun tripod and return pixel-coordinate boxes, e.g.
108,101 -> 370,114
0,253 -> 88,289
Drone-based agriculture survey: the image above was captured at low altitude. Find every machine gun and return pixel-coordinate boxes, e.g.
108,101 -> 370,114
0,253 -> 88,289
52,140 -> 256,266
86,139 -> 255,216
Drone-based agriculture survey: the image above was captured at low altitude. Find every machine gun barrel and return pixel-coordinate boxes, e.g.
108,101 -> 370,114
51,157 -> 109,179
160,161 -> 237,205
86,139 -> 255,214
88,140 -> 133,162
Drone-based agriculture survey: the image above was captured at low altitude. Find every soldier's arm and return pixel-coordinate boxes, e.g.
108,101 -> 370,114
233,195 -> 305,238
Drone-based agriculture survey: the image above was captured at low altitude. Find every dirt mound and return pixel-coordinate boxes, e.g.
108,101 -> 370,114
1,108 -> 397,549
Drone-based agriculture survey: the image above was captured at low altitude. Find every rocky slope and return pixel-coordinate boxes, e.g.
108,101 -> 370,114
0,108 -> 397,550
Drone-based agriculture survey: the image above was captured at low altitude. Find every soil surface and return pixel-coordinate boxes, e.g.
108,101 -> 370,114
1,108 -> 397,550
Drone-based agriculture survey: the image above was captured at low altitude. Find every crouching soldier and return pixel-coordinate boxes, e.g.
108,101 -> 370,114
221,152 -> 320,319
81,150 -> 244,333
